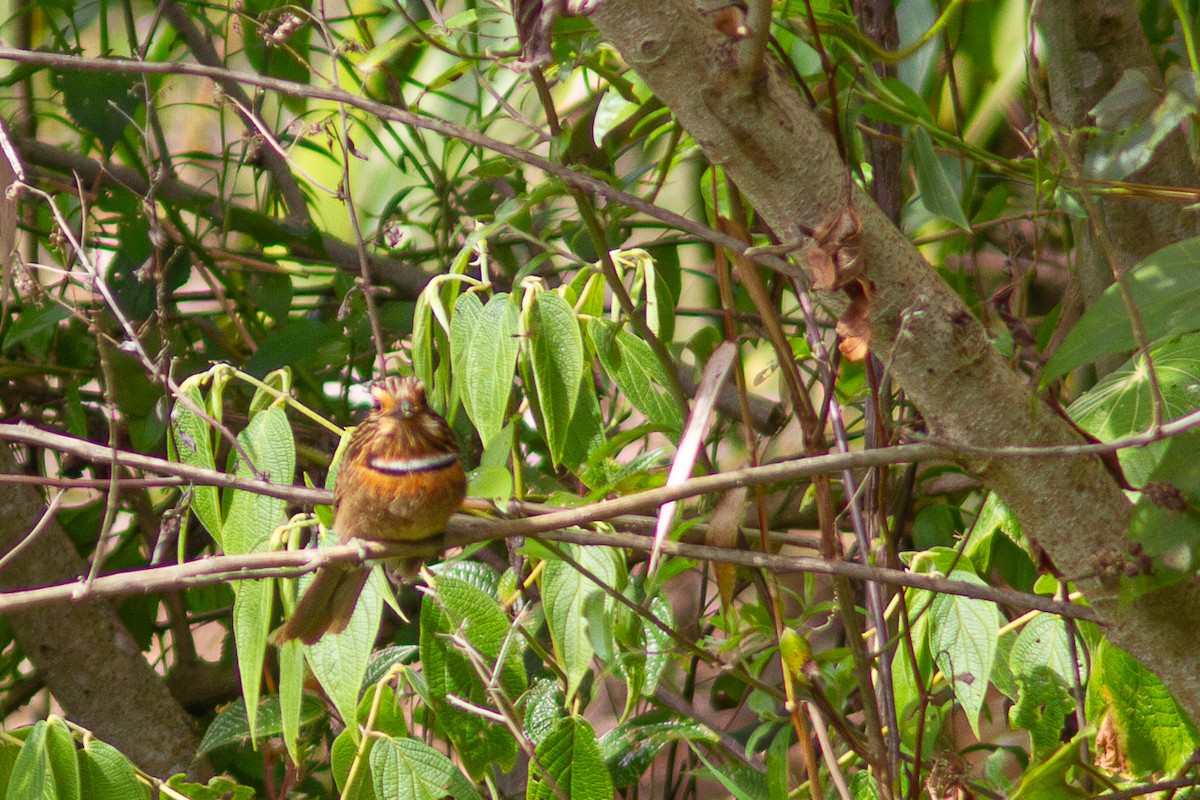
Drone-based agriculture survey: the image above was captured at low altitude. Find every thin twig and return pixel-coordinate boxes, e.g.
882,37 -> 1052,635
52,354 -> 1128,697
161,1 -> 313,229
0,490 -> 65,574
0,47 -> 802,279
5,403 -> 1200,512
0,521 -> 1100,620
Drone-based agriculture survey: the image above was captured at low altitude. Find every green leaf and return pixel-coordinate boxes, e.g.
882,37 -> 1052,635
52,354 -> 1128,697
248,367 -> 291,417
5,721 -> 54,800
6,718 -> 79,800
524,678 -> 566,746
44,717 -> 79,800
432,559 -> 502,598
357,684 -> 408,738
369,736 -> 481,800
218,405 -> 292,728
419,570 -> 524,778
420,585 -> 477,705
0,740 -> 20,799
528,292 -> 585,466
541,545 -> 624,700
562,378 -> 608,481
449,291 -> 484,419
331,731 -> 376,800
1128,431 -> 1200,576
641,594 -> 673,698
588,318 -> 683,433
278,637 -> 306,766
363,644 -> 420,688
244,318 -> 344,379
1086,68 -> 1198,180
218,402 -> 296,736
424,570 -> 526,700
1009,733 -> 1090,799
910,127 -> 971,229
863,76 -> 936,126
198,696 -> 325,755
766,725 -> 791,800
1046,239 -> 1200,381
163,775 -> 256,800
4,714 -> 79,800
963,492 -> 1022,571
848,771 -> 885,800
461,294 -> 520,445
1009,668 -> 1073,758
912,504 -> 959,551
1009,615 -> 1087,688
247,271 -> 292,327
1,304 -> 69,358
306,570 -> 384,737
599,710 -> 717,789
528,717 -> 614,800
51,69 -> 141,153
1086,640 -> 1200,774
689,741 -> 765,800
223,406 -> 295,555
647,266 -> 676,344
613,590 -> 673,717
233,578 -> 274,743
893,607 -> 933,725
929,570 -> 1001,736
593,88 -> 638,145
1069,333 -> 1200,486
79,740 -> 150,800
242,0 -> 311,87
169,382 -> 221,544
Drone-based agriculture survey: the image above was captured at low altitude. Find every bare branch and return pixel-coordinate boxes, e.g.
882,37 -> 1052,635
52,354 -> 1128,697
0,46 -> 801,280
0,521 -> 1098,622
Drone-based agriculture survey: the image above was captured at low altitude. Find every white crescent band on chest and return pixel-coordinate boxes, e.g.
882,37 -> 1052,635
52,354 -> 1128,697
368,452 -> 459,476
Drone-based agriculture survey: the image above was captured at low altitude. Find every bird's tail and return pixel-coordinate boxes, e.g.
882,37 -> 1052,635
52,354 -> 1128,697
272,564 -> 370,645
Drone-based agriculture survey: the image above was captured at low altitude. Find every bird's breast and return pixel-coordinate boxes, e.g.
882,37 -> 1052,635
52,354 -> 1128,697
335,457 -> 466,543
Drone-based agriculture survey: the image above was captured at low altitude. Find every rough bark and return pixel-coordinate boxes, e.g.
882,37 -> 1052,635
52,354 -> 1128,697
590,0 -> 1200,722
0,448 -> 205,778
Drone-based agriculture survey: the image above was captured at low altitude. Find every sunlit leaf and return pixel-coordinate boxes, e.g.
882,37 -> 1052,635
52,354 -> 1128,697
369,736 -> 481,800
79,739 -> 149,800
461,294 -> 520,446
930,570 -> 1002,736
541,544 -> 624,700
911,127 -> 971,229
1046,239 -> 1200,381
589,318 -> 683,433
528,717 -> 613,800
1069,332 -> 1200,486
1087,640 -> 1200,774
527,291 -> 584,465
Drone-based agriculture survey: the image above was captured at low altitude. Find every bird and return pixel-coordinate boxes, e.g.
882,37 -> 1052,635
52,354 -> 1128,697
273,375 -> 466,645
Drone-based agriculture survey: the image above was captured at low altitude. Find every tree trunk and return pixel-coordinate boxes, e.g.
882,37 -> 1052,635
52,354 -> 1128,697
591,0 -> 1200,723
1035,0 -> 1200,366
0,448 -> 205,778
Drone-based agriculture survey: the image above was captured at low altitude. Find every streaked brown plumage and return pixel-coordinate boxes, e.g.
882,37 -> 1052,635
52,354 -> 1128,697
274,376 -> 466,645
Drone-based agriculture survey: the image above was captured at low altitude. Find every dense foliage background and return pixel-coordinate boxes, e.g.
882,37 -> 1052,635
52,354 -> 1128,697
2,0 -> 1200,797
